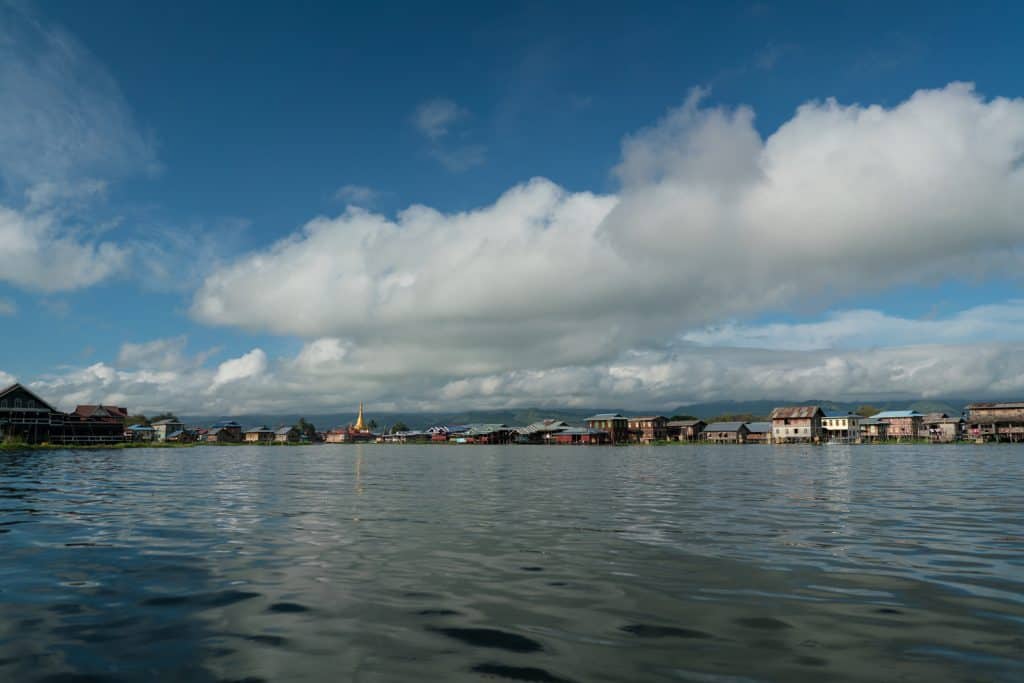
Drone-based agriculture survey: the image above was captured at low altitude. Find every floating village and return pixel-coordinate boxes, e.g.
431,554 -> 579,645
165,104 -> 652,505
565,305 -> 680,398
3,382 -> 1024,447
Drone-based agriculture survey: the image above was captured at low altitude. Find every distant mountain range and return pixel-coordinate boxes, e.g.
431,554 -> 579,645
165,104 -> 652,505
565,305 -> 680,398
180,398 -> 972,430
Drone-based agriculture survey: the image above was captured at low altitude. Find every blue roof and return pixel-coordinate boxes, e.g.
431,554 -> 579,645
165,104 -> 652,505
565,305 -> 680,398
745,422 -> 771,433
212,420 -> 241,428
127,424 -> 154,431
166,430 -> 185,438
871,411 -> 923,419
823,410 -> 857,418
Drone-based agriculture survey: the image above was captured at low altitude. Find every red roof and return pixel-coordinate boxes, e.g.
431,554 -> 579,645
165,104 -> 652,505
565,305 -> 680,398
73,405 -> 129,421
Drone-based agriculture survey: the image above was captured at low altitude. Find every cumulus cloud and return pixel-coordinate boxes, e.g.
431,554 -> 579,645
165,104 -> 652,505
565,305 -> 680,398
22,333 -> 1024,415
0,370 -> 15,387
193,83 -> 1024,398
210,348 -> 267,390
0,206 -> 127,291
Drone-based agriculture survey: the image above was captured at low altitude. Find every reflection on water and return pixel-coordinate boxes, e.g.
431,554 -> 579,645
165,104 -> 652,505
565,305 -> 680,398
1,444 -> 1022,682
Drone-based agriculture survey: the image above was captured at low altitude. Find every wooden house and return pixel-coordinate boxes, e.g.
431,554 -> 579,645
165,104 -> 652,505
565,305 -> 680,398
922,413 -> 964,442
822,411 -> 862,442
244,426 -> 275,443
549,427 -> 611,445
703,422 -> 749,443
860,418 -> 889,442
667,419 -> 705,442
207,420 -> 243,442
0,383 -> 64,444
744,421 -> 772,443
627,416 -> 669,443
966,402 -> 1024,441
770,406 -> 824,443
870,411 -> 923,440
151,418 -> 185,442
275,426 -> 300,443
584,413 -> 629,444
516,420 -> 571,444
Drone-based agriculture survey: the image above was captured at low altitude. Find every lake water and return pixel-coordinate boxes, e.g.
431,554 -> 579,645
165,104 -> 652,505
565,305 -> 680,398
1,444 -> 1022,682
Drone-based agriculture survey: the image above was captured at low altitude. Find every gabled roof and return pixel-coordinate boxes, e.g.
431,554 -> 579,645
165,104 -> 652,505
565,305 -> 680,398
667,419 -> 704,427
245,425 -> 274,434
518,420 -> 571,434
771,406 -> 824,419
275,427 -> 296,435
465,424 -> 511,436
705,421 -> 747,432
584,413 -> 625,421
823,410 -> 859,418
0,383 -> 57,413
74,404 -> 128,420
745,422 -> 771,433
628,415 -> 667,422
871,410 -> 923,419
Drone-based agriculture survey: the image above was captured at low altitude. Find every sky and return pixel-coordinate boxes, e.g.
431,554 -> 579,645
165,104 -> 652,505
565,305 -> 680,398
2,0 -> 1024,415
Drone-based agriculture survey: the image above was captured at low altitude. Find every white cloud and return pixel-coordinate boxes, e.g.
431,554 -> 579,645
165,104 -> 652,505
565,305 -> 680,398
210,348 -> 267,390
0,297 -> 15,316
0,370 -> 15,386
0,206 -> 127,291
684,302 -> 1024,351
22,333 -> 1024,416
0,5 -> 153,293
334,184 -> 378,205
193,83 -> 1024,400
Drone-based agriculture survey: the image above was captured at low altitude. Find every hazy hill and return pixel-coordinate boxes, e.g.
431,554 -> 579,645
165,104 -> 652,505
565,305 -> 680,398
180,399 -> 970,430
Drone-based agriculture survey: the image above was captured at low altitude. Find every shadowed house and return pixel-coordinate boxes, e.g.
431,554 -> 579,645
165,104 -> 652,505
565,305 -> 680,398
151,418 -> 185,442
425,425 -> 469,442
922,413 -> 964,442
0,384 -> 64,444
459,424 -> 515,444
125,424 -> 155,442
73,404 -> 128,423
516,420 -> 571,444
966,402 -> 1024,442
244,426 -> 275,443
703,422 -> 749,443
165,429 -> 195,443
627,416 -> 669,443
770,406 -> 825,443
207,420 -> 243,442
860,418 -> 889,442
822,411 -> 862,442
744,422 -> 772,443
667,419 -> 705,442
870,411 -> 923,440
584,413 -> 629,444
549,427 -> 611,445
275,426 -> 300,443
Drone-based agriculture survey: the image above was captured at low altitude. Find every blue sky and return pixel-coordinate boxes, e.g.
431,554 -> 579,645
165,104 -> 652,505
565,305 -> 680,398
2,0 -> 1024,413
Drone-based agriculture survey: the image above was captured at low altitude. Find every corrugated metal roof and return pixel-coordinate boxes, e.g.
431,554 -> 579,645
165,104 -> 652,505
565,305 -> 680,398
771,406 -> 824,419
871,411 -> 923,419
745,422 -> 771,433
667,419 -> 703,427
584,413 -> 625,421
705,421 -> 747,432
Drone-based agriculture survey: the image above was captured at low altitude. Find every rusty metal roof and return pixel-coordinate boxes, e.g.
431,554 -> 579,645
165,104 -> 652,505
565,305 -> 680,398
967,402 -> 1024,409
770,406 -> 823,419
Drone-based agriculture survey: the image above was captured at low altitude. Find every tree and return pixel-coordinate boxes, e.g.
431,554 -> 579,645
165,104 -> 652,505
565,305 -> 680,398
125,415 -> 149,427
294,418 -> 317,441
150,412 -> 180,423
708,413 -> 763,423
855,405 -> 881,417
390,421 -> 409,434
669,414 -> 699,422
368,419 -> 378,431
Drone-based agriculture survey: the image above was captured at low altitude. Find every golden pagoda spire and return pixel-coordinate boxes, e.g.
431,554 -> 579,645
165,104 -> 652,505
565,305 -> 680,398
354,401 -> 366,431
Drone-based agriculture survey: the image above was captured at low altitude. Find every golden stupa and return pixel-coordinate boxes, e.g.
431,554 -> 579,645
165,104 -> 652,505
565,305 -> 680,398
353,402 -> 366,431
